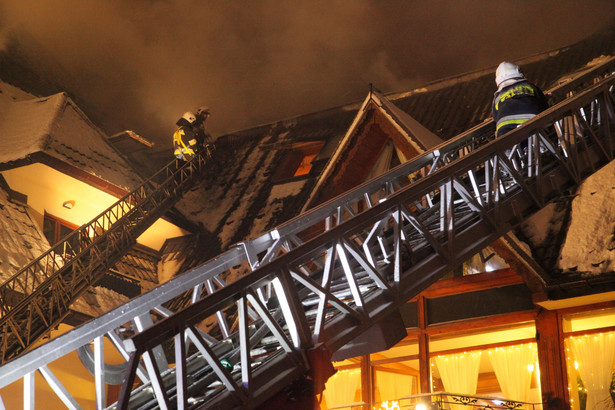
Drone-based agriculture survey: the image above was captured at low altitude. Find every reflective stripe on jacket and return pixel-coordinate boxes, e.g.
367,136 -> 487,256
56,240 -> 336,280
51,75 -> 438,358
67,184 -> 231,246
492,80 -> 548,137
173,125 -> 198,160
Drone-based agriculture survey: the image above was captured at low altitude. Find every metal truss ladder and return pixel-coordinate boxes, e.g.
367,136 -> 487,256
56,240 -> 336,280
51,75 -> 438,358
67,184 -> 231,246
0,152 -> 210,363
0,60 -> 614,409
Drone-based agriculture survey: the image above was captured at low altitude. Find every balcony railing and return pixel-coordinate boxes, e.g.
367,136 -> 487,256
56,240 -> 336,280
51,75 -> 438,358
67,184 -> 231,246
330,392 -> 543,410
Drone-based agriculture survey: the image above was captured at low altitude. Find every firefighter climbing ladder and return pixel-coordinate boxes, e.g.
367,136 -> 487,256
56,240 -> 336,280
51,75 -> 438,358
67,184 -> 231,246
0,59 -> 614,409
0,152 -> 210,363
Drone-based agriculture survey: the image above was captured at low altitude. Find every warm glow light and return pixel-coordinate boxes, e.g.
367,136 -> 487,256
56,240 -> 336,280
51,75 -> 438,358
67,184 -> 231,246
527,364 -> 534,372
574,360 -> 579,370
415,404 -> 427,410
63,200 -> 75,209
380,401 -> 400,410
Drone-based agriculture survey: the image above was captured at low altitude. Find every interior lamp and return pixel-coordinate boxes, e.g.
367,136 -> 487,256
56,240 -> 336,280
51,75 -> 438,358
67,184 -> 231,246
62,200 -> 75,209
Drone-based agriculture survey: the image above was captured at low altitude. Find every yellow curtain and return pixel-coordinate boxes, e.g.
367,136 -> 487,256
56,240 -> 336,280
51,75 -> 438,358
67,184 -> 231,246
322,369 -> 362,409
565,338 -> 581,410
571,332 -> 615,410
488,343 -> 537,406
375,370 -> 415,403
435,352 -> 482,410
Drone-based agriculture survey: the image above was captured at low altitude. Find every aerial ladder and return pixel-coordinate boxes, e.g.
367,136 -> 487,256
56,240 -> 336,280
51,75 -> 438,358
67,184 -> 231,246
0,59 -> 614,409
0,150 -> 211,363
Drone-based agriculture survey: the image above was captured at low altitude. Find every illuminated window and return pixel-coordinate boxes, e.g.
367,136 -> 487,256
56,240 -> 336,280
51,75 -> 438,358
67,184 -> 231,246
294,152 -> 318,177
430,325 -> 541,404
562,308 -> 615,410
273,141 -> 325,182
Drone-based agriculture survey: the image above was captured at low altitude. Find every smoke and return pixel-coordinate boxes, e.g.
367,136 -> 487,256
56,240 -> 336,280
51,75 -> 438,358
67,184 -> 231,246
0,0 -> 614,148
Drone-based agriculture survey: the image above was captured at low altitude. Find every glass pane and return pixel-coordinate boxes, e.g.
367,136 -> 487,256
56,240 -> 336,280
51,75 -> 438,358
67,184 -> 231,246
431,343 -> 542,408
59,224 -> 73,241
375,367 -> 417,404
429,323 -> 536,353
43,217 -> 56,245
564,332 -> 615,410
322,368 -> 362,409
562,307 -> 615,333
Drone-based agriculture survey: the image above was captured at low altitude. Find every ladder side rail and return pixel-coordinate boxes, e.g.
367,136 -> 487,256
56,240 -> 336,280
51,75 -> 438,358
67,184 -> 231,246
548,56 -> 615,102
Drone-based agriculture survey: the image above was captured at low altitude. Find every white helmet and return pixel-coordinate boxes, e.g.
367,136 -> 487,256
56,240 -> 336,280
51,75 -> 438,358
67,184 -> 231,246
196,106 -> 210,116
495,62 -> 524,87
181,111 -> 197,124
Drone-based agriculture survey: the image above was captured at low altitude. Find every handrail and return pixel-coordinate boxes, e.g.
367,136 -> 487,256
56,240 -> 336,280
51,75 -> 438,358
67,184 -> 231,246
332,392 -> 543,410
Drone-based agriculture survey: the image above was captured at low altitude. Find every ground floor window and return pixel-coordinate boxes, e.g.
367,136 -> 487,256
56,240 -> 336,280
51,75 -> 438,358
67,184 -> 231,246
321,367 -> 362,409
431,344 -> 540,406
563,307 -> 615,410
322,342 -> 419,409
321,322 -> 543,409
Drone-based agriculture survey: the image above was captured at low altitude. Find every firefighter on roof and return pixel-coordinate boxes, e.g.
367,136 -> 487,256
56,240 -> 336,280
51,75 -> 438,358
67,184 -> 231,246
194,105 -> 215,158
173,111 -> 199,161
492,61 -> 549,138
194,106 -> 212,146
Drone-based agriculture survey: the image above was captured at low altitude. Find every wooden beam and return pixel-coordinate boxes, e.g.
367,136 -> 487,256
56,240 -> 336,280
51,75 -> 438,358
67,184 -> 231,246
417,296 -> 431,394
491,234 -> 549,295
535,309 -> 569,409
412,268 -> 524,299
360,355 -> 373,407
425,310 -> 537,336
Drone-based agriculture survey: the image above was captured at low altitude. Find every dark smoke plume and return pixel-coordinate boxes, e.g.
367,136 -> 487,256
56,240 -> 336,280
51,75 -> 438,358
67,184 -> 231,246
0,0 -> 613,148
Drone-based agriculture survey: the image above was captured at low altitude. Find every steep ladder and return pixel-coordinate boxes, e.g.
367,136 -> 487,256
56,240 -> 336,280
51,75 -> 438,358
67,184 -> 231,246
0,150 -> 211,362
0,60 -> 613,409
117,72 -> 615,409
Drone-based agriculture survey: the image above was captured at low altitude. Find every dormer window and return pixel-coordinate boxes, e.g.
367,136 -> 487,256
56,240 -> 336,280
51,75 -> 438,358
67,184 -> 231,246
294,151 -> 319,177
273,141 -> 325,182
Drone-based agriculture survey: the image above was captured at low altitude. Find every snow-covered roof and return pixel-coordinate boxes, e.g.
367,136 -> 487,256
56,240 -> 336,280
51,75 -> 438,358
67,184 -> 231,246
0,85 -> 142,192
0,186 -> 49,283
169,28 -> 615,256
521,159 -> 615,277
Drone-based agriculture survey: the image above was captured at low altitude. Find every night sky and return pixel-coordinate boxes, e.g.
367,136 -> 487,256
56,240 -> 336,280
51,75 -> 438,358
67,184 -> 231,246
1,1 -> 614,149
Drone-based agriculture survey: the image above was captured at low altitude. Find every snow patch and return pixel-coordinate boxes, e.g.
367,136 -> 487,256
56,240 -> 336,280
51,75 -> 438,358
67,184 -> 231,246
269,179 -> 306,199
158,253 -> 183,283
519,203 -> 559,248
247,179 -> 306,239
0,80 -> 36,101
70,286 -> 129,318
558,160 -> 615,274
